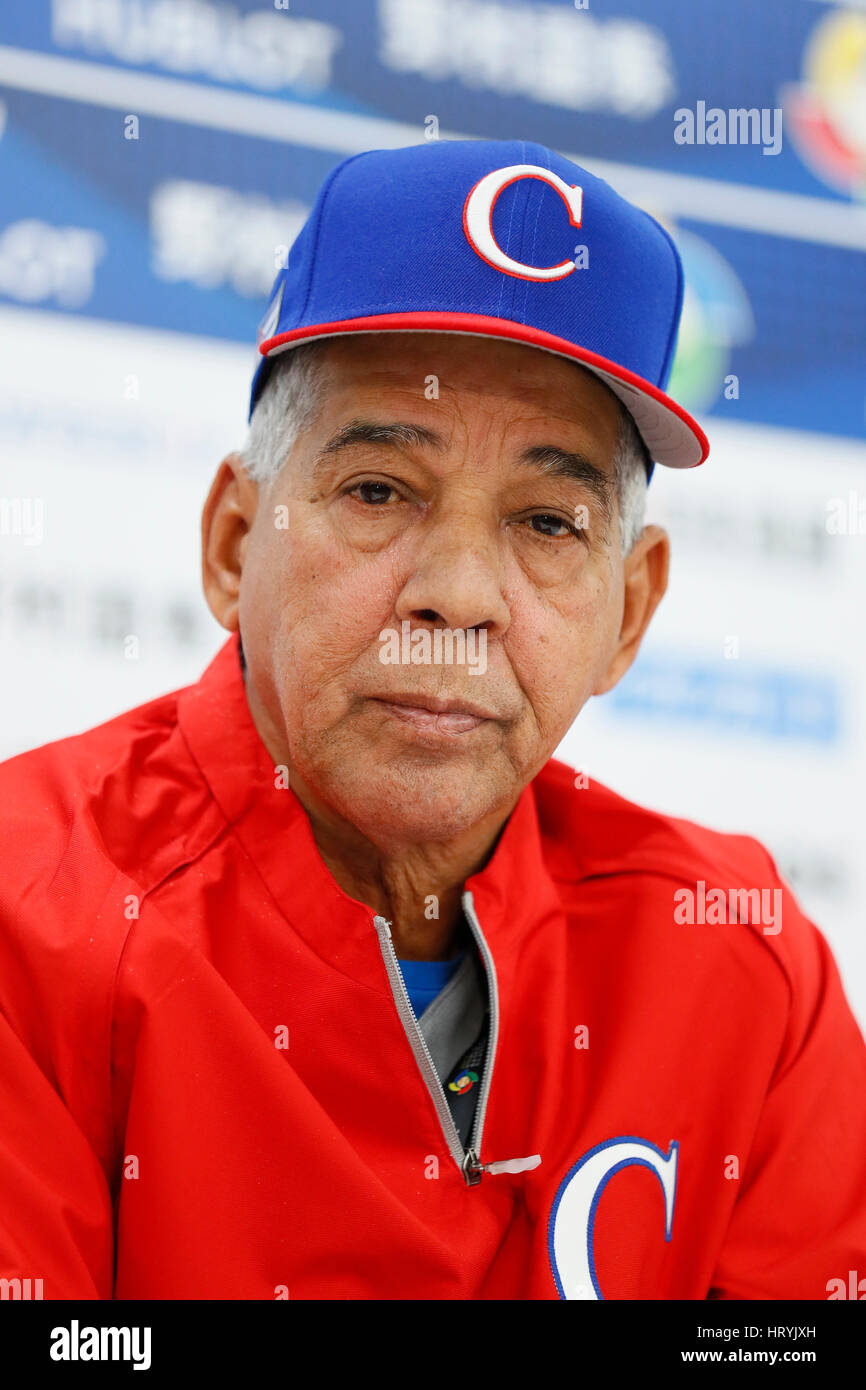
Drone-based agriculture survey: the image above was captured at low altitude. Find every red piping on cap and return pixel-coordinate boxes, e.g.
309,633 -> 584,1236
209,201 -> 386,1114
258,310 -> 709,466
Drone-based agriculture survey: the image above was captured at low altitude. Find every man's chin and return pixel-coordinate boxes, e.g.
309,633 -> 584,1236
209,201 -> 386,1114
316,760 -> 511,849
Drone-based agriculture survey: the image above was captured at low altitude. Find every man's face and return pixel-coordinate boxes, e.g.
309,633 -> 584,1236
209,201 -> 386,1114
223,332 -> 661,848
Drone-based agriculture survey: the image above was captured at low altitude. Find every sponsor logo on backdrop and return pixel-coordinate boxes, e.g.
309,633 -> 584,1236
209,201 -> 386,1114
0,221 -> 105,309
378,0 -> 674,117
783,8 -> 866,199
51,0 -> 342,92
662,226 -> 754,414
609,655 -> 840,745
150,182 -> 308,297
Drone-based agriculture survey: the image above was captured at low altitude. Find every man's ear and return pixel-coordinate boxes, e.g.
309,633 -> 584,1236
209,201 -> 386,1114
201,452 -> 259,632
593,524 -> 670,696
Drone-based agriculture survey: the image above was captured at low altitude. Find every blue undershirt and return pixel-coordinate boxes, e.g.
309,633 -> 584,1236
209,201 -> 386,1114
398,951 -> 465,1020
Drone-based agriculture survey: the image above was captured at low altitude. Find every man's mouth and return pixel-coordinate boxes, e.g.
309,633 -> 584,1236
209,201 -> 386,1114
368,693 -> 497,736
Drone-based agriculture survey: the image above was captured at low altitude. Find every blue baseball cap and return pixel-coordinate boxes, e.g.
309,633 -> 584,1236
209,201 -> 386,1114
250,138 -> 708,473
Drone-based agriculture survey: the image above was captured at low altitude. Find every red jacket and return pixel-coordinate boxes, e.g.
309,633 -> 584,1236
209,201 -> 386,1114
1,633 -> 864,1300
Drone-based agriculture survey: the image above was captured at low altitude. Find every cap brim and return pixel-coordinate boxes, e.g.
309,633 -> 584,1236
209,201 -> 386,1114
257,311 -> 708,469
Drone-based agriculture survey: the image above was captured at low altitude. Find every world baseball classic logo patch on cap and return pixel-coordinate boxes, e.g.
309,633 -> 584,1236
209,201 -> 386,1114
257,278 -> 285,348
249,138 -> 709,472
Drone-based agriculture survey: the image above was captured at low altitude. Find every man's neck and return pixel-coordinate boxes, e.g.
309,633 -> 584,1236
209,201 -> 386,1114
274,761 -> 508,960
237,636 -> 510,959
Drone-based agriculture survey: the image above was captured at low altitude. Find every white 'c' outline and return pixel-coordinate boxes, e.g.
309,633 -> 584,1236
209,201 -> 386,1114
462,164 -> 584,282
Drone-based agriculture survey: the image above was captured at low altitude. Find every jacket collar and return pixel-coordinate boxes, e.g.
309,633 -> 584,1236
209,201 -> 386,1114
177,633 -> 563,990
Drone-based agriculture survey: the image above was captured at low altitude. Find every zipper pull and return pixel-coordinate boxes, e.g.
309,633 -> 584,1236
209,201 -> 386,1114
463,1150 -> 541,1185
462,1149 -> 483,1185
481,1154 -> 542,1176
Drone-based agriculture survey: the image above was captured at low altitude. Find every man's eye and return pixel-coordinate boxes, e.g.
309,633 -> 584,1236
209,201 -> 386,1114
350,481 -> 396,505
527,513 -> 577,539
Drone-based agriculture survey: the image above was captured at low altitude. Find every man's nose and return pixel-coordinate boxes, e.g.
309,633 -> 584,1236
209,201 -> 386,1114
393,504 -> 511,637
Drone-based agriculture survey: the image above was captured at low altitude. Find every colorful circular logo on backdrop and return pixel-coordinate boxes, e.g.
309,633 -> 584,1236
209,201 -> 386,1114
783,8 -> 866,198
663,227 -> 754,415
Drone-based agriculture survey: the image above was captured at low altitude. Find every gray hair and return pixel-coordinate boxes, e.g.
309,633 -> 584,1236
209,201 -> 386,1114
613,399 -> 649,552
242,342 -> 648,552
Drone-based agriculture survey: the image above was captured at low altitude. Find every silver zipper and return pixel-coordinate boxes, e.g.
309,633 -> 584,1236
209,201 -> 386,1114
374,914 -> 468,1177
373,890 -> 540,1188
461,889 -> 497,1177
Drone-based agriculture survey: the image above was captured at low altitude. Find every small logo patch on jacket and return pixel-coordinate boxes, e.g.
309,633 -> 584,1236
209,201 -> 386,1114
449,1069 -> 479,1094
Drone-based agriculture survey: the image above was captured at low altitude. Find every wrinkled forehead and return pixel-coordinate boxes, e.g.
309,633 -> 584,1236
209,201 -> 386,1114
307,331 -> 626,446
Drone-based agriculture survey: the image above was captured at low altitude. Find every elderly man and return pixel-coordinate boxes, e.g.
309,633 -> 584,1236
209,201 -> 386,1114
1,140 -> 864,1302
